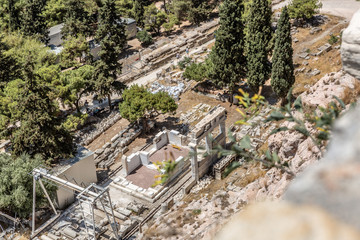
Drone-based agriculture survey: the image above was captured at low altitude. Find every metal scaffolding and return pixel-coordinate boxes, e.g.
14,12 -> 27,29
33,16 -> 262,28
31,168 -> 119,239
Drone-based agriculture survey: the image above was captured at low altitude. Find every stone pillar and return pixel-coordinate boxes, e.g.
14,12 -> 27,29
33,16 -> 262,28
205,134 -> 213,154
220,122 -> 226,135
219,122 -> 226,148
189,143 -> 199,182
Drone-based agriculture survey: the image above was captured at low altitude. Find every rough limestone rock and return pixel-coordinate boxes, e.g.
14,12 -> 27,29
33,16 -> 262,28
285,104 -> 360,231
215,202 -> 360,240
341,9 -> 360,79
300,71 -> 359,108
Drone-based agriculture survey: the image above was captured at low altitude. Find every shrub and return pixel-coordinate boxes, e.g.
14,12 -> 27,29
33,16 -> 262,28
183,62 -> 208,81
288,0 -> 322,20
62,113 -> 88,132
177,56 -> 192,70
136,30 -> 153,46
328,34 -> 339,45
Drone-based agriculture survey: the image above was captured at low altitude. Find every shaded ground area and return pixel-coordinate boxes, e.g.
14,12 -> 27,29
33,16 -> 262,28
125,165 -> 158,189
86,118 -> 130,151
149,144 -> 190,163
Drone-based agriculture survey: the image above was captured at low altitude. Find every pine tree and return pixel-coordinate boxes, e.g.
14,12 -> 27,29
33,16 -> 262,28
246,0 -> 272,93
0,59 -> 74,161
0,35 -> 19,89
271,7 -> 295,101
93,0 -> 127,109
21,0 -> 49,44
61,0 -> 92,38
134,0 -> 145,28
209,0 -> 246,89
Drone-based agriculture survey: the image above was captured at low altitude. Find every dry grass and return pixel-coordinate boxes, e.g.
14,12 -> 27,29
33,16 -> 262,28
292,16 -> 348,96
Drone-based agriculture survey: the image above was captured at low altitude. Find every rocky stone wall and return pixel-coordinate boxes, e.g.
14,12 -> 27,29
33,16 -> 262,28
93,124 -> 142,168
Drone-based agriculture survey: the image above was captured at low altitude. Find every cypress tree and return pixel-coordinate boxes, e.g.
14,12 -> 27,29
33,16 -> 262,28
21,0 -> 49,44
246,0 -> 272,93
271,7 -> 295,101
61,0 -> 92,38
209,0 -> 245,89
93,0 -> 127,109
134,0 -> 145,28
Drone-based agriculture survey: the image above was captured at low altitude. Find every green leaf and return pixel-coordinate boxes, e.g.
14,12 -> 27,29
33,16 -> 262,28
333,95 -> 345,109
293,97 -> 303,111
272,152 -> 280,163
270,127 -> 289,135
239,135 -> 252,150
293,125 -> 309,136
267,111 -> 286,121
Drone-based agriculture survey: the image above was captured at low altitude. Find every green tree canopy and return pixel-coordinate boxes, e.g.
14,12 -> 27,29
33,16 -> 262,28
144,4 -> 167,34
119,85 -> 177,130
0,42 -> 74,161
134,0 -> 145,28
271,7 -> 295,101
61,0 -> 93,38
21,0 -> 49,44
0,154 -> 56,218
58,65 -> 95,112
209,0 -> 246,89
0,35 -> 19,89
60,35 -> 90,69
93,0 -> 127,109
245,0 -> 272,93
288,0 -> 322,20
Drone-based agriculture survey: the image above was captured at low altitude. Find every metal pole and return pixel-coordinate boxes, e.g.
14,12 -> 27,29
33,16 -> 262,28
32,169 -> 98,197
32,176 -> 36,235
107,191 -> 119,239
38,179 -> 57,215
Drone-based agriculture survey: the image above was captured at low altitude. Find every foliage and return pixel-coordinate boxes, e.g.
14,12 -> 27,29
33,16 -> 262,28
119,85 -> 177,129
3,33 -> 57,74
234,88 -> 265,125
271,7 -> 295,100
266,92 -> 347,156
153,159 -> 178,186
60,35 -> 90,69
188,0 -> 217,25
136,30 -> 153,46
0,154 -> 57,218
178,56 -> 192,70
245,0 -> 272,93
62,113 -> 88,132
288,0 -> 322,20
133,0 -> 145,28
328,34 -> 339,45
58,65 -> 95,112
183,59 -> 211,82
0,35 -> 19,89
93,0 -> 127,109
0,0 -> 24,31
116,0 -> 135,18
144,4 -> 167,34
61,0 -> 94,38
0,45 -> 74,161
209,0 -> 246,89
21,0 -> 49,44
170,0 -> 191,22
43,0 -> 67,27
162,13 -> 180,34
